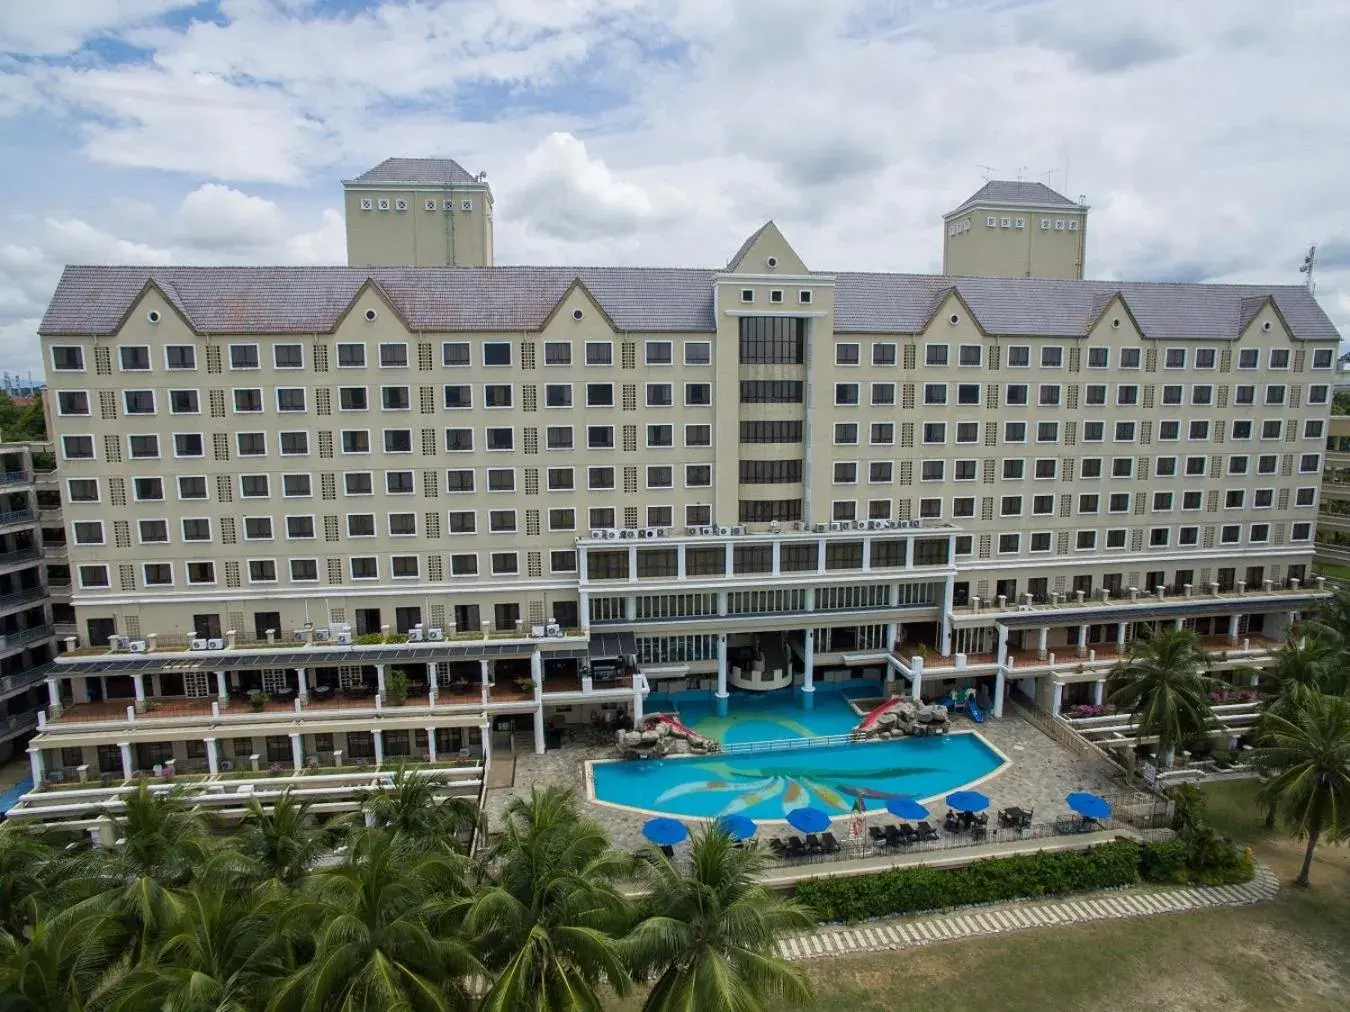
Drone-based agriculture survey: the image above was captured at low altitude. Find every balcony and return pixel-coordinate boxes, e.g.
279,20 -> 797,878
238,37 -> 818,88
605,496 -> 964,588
1000,634 -> 1278,682
0,625 -> 53,654
0,508 -> 35,530
0,470 -> 31,488
45,579 -> 71,602
0,710 -> 39,743
0,586 -> 47,615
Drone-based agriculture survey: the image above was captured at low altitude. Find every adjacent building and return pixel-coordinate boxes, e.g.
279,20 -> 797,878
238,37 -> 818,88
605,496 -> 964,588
14,165 -> 1340,815
942,180 -> 1089,280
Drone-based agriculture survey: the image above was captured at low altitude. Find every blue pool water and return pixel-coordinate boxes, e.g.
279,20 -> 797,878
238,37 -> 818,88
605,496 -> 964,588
646,681 -> 881,746
591,734 -> 1005,820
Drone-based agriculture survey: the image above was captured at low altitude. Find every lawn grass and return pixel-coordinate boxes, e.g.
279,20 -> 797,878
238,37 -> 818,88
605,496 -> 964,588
1313,561 -> 1350,582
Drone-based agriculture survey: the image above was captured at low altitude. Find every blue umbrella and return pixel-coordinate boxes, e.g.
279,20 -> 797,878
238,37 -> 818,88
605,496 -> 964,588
786,807 -> 832,833
1066,792 -> 1111,820
642,817 -> 688,846
945,790 -> 990,813
885,797 -> 929,821
716,814 -> 757,841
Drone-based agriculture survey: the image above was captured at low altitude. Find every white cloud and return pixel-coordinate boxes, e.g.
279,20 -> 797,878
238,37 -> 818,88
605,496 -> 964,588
0,0 -> 197,55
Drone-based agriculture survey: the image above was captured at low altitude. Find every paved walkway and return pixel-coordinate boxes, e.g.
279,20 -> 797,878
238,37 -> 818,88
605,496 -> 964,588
776,864 -> 1280,961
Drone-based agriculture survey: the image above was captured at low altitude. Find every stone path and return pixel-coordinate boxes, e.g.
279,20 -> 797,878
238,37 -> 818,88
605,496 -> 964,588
776,864 -> 1280,961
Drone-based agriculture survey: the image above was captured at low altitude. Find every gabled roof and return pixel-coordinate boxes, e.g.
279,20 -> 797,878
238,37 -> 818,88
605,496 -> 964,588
38,266 -> 1341,342
726,222 -> 774,270
946,180 -> 1085,218
345,157 -> 479,185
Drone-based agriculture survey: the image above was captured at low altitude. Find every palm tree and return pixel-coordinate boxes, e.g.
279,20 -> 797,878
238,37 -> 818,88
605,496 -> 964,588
1306,582 -> 1350,654
625,826 -> 814,1012
269,829 -> 480,1011
0,825 -> 55,938
0,908 -> 119,1010
104,782 -> 215,887
1109,627 -> 1218,766
100,884 -> 285,1012
241,789 -> 324,885
1254,693 -> 1350,886
467,786 -> 635,1011
354,767 -> 483,852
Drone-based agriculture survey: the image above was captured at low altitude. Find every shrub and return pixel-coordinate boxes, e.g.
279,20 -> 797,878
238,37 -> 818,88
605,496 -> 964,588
795,841 -> 1141,922
1139,841 -> 1189,884
386,668 -> 410,705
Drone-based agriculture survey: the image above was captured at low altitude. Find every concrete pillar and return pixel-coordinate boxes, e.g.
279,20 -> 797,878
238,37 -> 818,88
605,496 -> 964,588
45,677 -> 60,709
993,669 -> 1006,719
375,665 -> 387,696
1172,616 -> 1184,631
27,747 -> 43,785
1093,680 -> 1105,707
579,591 -> 591,632
1051,681 -> 1064,715
816,537 -> 827,573
771,540 -> 781,575
373,730 -> 384,765
861,538 -> 871,571
289,733 -> 303,771
625,595 -> 637,621
675,543 -> 687,579
994,625 -> 1009,719
1115,623 -> 1126,649
132,673 -> 147,711
803,629 -> 815,698
885,620 -> 898,653
1077,624 -> 1088,657
427,728 -> 438,762
480,722 -> 492,762
532,705 -> 546,754
205,737 -> 219,774
1227,613 -> 1240,645
716,590 -> 727,617
912,656 -> 924,703
628,543 -> 638,581
118,742 -> 133,779
1037,627 -> 1049,661
939,574 -> 955,656
296,668 -> 308,704
633,678 -> 645,724
215,671 -> 228,701
715,633 -> 729,715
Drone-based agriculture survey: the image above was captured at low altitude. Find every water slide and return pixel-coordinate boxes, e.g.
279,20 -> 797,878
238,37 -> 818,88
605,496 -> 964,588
855,697 -> 905,734
966,699 -> 985,723
645,713 -> 701,739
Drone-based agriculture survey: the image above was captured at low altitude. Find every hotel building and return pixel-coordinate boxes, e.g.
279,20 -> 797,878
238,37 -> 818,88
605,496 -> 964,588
17,162 -> 1340,809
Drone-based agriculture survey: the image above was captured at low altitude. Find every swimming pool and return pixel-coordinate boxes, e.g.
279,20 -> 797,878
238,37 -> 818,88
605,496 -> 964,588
590,733 -> 1006,821
645,681 -> 881,745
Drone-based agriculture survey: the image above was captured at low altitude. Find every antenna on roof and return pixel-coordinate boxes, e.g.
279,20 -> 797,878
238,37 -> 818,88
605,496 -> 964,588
1040,169 -> 1058,190
1014,166 -> 1027,184
977,164 -> 996,182
1299,245 -> 1317,293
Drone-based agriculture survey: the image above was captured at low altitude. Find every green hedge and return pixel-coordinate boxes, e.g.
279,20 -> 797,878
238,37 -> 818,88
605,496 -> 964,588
1140,838 -> 1254,886
795,841 -> 1141,922
1139,841 -> 1190,884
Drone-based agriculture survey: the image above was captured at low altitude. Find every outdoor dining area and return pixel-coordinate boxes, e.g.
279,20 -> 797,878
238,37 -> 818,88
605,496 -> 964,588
634,790 -> 1118,866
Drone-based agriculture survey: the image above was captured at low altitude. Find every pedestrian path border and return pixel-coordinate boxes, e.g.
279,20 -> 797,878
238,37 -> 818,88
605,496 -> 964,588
776,864 -> 1280,961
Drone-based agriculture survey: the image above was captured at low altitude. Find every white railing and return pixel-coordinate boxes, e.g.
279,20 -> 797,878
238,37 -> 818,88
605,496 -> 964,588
720,731 -> 862,755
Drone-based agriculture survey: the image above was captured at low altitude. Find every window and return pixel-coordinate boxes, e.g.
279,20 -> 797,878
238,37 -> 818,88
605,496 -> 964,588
1007,346 -> 1030,367
920,460 -> 944,481
392,556 -> 419,578
491,553 -> 518,576
1038,384 -> 1060,406
166,389 -> 199,414
1164,348 -> 1186,369
1231,419 -> 1253,440
923,383 -> 947,405
337,343 -> 365,368
273,343 -> 303,369
483,384 -> 512,409
685,383 -> 712,406
1270,348 -> 1290,369
73,520 -> 104,545
1312,347 -> 1334,369
684,341 -> 711,365
67,478 -> 99,502
1078,494 -> 1099,515
1258,454 -> 1279,475
229,344 -> 259,369
1083,421 -> 1104,442
923,422 -> 946,444
1260,419 -> 1282,440
868,422 -> 895,446
1149,528 -> 1171,548
1192,385 -> 1212,406
1084,384 -> 1106,406
132,476 -> 163,501
958,344 -> 982,367
488,510 -> 517,533
339,386 -> 368,411
549,508 -> 576,531
57,390 -> 89,415
1296,486 -> 1317,507
1304,419 -> 1325,439
1115,421 -> 1138,442
178,475 -> 207,499
955,460 -> 977,481
382,385 -> 412,410
1041,347 -> 1063,368
1153,491 -> 1174,511
1299,453 -> 1321,473
1076,530 -> 1097,550
1120,348 -> 1141,369
379,343 -> 408,368
128,434 -> 159,459
442,341 -> 470,366
233,388 -> 263,413
998,533 -> 1020,554
686,464 -> 712,487
1228,455 -> 1250,476
926,344 -> 949,366
1265,385 -> 1286,406
1196,348 -> 1216,369
124,390 -> 155,414
485,428 -> 513,451
381,429 -> 410,454
955,421 -> 979,444
1237,348 -> 1258,369
1033,494 -> 1055,515
244,516 -> 274,540
684,424 -> 711,447
1116,385 -> 1138,406
179,517 -> 211,542
1036,421 -> 1059,442
835,383 -> 859,406
833,462 -> 858,484
645,340 -> 673,365
1003,459 -> 1025,479
1000,495 -> 1023,517
1112,458 -> 1134,478
647,465 -> 674,488
241,474 -> 269,498
52,346 -> 85,371
1087,347 -> 1109,368
78,564 -> 109,588
1155,456 -> 1177,477
872,343 -> 897,366
871,382 -> 896,406
1309,385 -> 1330,405
1005,384 -> 1028,406
384,471 -> 413,494
1004,421 -> 1026,443
1162,385 -> 1183,406
585,341 -> 612,366
289,559 -> 318,582
1108,492 -> 1131,513
481,341 -> 511,367
869,461 -> 893,483
835,423 -> 859,445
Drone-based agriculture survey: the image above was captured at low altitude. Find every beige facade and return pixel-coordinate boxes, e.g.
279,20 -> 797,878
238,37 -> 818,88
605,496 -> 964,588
943,180 -> 1088,279
343,157 -> 494,268
20,214 -> 1340,808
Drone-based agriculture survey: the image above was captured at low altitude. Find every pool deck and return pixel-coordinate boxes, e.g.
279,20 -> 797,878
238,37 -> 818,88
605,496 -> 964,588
482,711 -> 1122,856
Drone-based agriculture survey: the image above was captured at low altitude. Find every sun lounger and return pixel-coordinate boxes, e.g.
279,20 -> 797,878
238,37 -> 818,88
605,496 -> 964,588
786,836 -> 807,858
916,821 -> 940,842
804,834 -> 823,854
868,825 -> 886,842
768,838 -> 787,854
897,823 -> 917,844
821,832 -> 841,854
883,825 -> 903,847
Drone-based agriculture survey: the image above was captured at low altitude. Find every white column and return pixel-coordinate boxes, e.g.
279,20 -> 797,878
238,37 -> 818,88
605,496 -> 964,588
625,594 -> 637,621
118,742 -> 133,779
677,544 -> 687,579
375,664 -> 387,696
724,544 -> 734,577
716,590 -> 727,616
579,590 -> 591,632
1172,616 -> 1184,631
939,573 -> 955,656
1093,680 -> 1105,707
530,650 -> 543,692
296,668 -> 308,703
633,675 -> 645,724
1077,624 -> 1088,656
1115,623 -> 1127,649
27,747 -> 43,785
205,737 -> 219,774
480,721 -> 492,762
481,658 -> 491,704
45,678 -> 60,708
816,537 -> 826,573
1051,681 -> 1064,715
993,669 -> 1006,719
1227,613 -> 1240,644
771,540 -> 782,575
373,730 -> 384,765
994,624 -> 1009,718
1037,626 -> 1049,660
803,629 -> 815,693
289,733 -> 303,771
716,635 -> 728,698
861,537 -> 871,572
911,656 -> 923,703
215,671 -> 228,701
132,674 -> 146,704
426,728 -> 438,761
532,705 -> 546,754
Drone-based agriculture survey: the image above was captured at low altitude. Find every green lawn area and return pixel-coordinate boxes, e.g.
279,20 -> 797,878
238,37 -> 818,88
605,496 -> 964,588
797,781 -> 1350,1011
1313,561 -> 1350,583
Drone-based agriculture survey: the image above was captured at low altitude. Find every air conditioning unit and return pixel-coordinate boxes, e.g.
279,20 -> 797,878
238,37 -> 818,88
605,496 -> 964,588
619,529 -> 638,539
360,198 -> 373,211
717,525 -> 732,536
106,634 -> 124,651
129,640 -> 148,653
685,526 -> 699,536
698,525 -> 715,536
377,198 -> 390,211
206,637 -> 224,650
220,759 -> 235,772
731,525 -> 747,535
424,199 -> 437,211
605,529 -> 620,540
407,627 -> 425,643
1013,217 -> 1025,228
427,627 -> 445,642
336,629 -> 353,645
292,629 -> 308,642
460,199 -> 473,211
394,198 -> 408,211
793,521 -> 807,531
313,628 -> 331,642
190,638 -> 208,651
829,522 -> 843,532
545,620 -> 562,637
589,529 -> 608,539
640,527 -> 660,539
813,523 -> 828,533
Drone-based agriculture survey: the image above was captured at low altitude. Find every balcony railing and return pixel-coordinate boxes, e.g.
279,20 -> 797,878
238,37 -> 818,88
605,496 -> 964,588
0,625 -> 54,653
950,580 -> 1326,619
0,508 -> 35,527
0,471 -> 31,488
0,661 -> 56,698
0,587 -> 46,613
0,709 -> 40,742
0,546 -> 40,568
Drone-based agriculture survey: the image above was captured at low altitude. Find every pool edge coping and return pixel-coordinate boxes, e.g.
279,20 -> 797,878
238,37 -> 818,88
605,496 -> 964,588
583,727 -> 1013,825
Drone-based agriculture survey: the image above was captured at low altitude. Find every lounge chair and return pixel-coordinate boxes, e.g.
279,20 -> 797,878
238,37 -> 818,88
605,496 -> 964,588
804,834 -> 823,854
916,821 -> 940,842
786,837 -> 807,858
897,823 -> 917,844
768,837 -> 786,854
821,832 -> 841,854
868,825 -> 886,842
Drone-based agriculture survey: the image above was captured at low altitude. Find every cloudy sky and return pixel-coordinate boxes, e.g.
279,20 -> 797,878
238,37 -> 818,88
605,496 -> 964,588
2,0 -> 1348,378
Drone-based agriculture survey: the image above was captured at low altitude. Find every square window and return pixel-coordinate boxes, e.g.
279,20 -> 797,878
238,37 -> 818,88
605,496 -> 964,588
1238,348 -> 1259,369
1005,384 -> 1028,406
1119,348 -> 1141,369
585,341 -> 612,366
544,341 -> 572,366
958,345 -> 982,366
229,344 -> 259,369
684,341 -> 712,366
998,533 -> 1020,554
872,343 -> 897,366
1087,347 -> 1109,368
1007,346 -> 1030,367
52,346 -> 85,371
1041,347 -> 1063,368
644,340 -> 672,365
379,343 -> 409,368
835,343 -> 860,366
925,344 -> 949,366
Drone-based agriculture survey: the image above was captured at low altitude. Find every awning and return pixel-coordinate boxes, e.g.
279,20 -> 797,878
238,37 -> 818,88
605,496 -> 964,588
588,631 -> 637,661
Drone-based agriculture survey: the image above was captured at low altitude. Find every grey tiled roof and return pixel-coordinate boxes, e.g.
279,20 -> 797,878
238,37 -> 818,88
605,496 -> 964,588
38,265 -> 1340,342
347,157 -> 478,185
947,180 -> 1083,217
